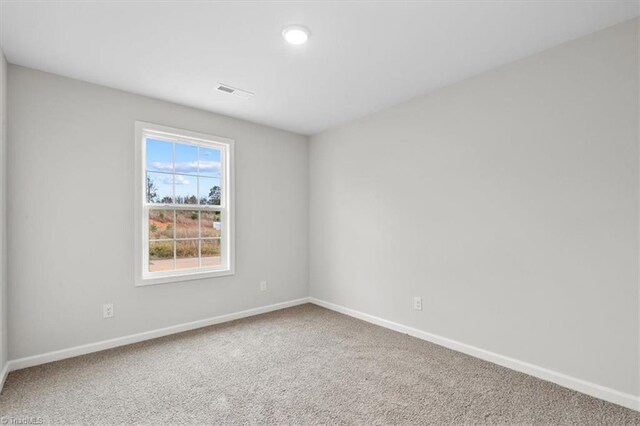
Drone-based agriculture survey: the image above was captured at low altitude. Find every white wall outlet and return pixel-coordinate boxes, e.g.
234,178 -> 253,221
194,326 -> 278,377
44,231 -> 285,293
260,281 -> 268,291
103,303 -> 114,318
413,297 -> 422,311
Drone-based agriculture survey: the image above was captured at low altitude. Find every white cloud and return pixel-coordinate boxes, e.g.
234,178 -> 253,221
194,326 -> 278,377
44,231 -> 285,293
174,175 -> 191,185
160,175 -> 191,185
151,162 -> 174,172
196,161 -> 221,174
151,161 -> 221,175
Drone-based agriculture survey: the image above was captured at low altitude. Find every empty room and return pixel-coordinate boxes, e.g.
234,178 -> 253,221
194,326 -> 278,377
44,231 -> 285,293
0,0 -> 639,424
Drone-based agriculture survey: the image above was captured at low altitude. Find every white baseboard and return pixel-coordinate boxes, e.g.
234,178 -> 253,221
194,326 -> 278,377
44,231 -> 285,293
309,297 -> 640,412
6,297 -> 310,374
5,296 -> 639,412
0,361 -> 8,392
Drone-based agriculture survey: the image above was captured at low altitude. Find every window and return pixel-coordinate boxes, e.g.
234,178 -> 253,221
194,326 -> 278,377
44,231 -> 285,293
135,122 -> 234,285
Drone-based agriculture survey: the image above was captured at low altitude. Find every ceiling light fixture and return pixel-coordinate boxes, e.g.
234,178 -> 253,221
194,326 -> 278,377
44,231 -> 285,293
282,25 -> 310,45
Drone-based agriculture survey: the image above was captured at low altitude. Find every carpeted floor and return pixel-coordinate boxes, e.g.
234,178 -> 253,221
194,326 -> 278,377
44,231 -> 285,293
1,304 -> 639,425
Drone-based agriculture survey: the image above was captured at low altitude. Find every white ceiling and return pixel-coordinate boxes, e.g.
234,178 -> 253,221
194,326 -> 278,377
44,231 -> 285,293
0,1 -> 638,135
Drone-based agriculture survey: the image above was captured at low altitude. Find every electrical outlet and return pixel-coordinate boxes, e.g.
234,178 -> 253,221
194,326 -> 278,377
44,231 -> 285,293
103,303 -> 114,318
413,297 -> 422,311
260,281 -> 268,291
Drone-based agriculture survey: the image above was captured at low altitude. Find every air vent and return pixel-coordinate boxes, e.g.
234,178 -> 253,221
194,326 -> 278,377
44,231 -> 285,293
216,83 -> 254,99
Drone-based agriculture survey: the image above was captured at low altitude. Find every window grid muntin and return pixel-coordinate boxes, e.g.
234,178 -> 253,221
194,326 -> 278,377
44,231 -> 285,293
145,208 -> 225,274
145,135 -> 224,208
143,132 -> 227,276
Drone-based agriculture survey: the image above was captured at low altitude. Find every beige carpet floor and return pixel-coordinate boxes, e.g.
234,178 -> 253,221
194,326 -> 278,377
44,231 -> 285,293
1,304 -> 639,425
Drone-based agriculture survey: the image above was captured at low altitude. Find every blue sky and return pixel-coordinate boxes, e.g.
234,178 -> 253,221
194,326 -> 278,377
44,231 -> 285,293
146,138 -> 221,203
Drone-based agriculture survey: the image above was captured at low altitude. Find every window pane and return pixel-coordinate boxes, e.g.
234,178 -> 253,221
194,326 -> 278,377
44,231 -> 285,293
142,127 -> 231,279
174,174 -> 198,204
146,138 -> 173,173
176,239 -> 199,270
198,147 -> 221,177
149,210 -> 174,239
201,239 -> 221,267
175,143 -> 198,174
199,177 -> 221,205
201,211 -> 221,238
176,210 -> 199,239
147,172 -> 173,203
149,241 -> 174,272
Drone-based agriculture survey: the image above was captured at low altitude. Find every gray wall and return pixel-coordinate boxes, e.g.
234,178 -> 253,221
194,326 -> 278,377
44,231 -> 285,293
0,47 -> 7,371
309,19 -> 639,395
7,66 -> 308,360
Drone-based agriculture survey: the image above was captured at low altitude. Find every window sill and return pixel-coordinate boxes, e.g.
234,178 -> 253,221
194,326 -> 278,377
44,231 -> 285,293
135,268 -> 234,287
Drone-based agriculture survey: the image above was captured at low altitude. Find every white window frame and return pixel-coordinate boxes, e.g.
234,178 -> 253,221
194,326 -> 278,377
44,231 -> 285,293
134,121 -> 235,286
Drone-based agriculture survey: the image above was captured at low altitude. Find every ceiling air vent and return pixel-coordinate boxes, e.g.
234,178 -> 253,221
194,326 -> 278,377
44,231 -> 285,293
216,83 -> 254,99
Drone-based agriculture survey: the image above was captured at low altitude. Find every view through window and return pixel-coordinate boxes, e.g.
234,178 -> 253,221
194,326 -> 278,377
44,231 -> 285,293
136,122 -> 233,284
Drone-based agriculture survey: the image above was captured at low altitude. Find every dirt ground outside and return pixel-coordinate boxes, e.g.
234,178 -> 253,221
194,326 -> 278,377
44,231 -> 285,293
150,256 -> 221,271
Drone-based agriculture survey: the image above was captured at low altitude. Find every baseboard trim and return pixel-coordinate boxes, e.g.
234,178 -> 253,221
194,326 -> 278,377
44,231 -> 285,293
309,297 -> 640,412
0,361 -> 8,392
7,297 -> 310,373
6,296 -> 639,411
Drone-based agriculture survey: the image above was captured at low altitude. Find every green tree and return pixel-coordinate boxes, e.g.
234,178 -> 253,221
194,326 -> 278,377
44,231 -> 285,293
147,176 -> 158,202
209,186 -> 221,205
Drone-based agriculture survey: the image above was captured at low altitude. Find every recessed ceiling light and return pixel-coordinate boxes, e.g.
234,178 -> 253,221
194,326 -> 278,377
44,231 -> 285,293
282,25 -> 310,45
